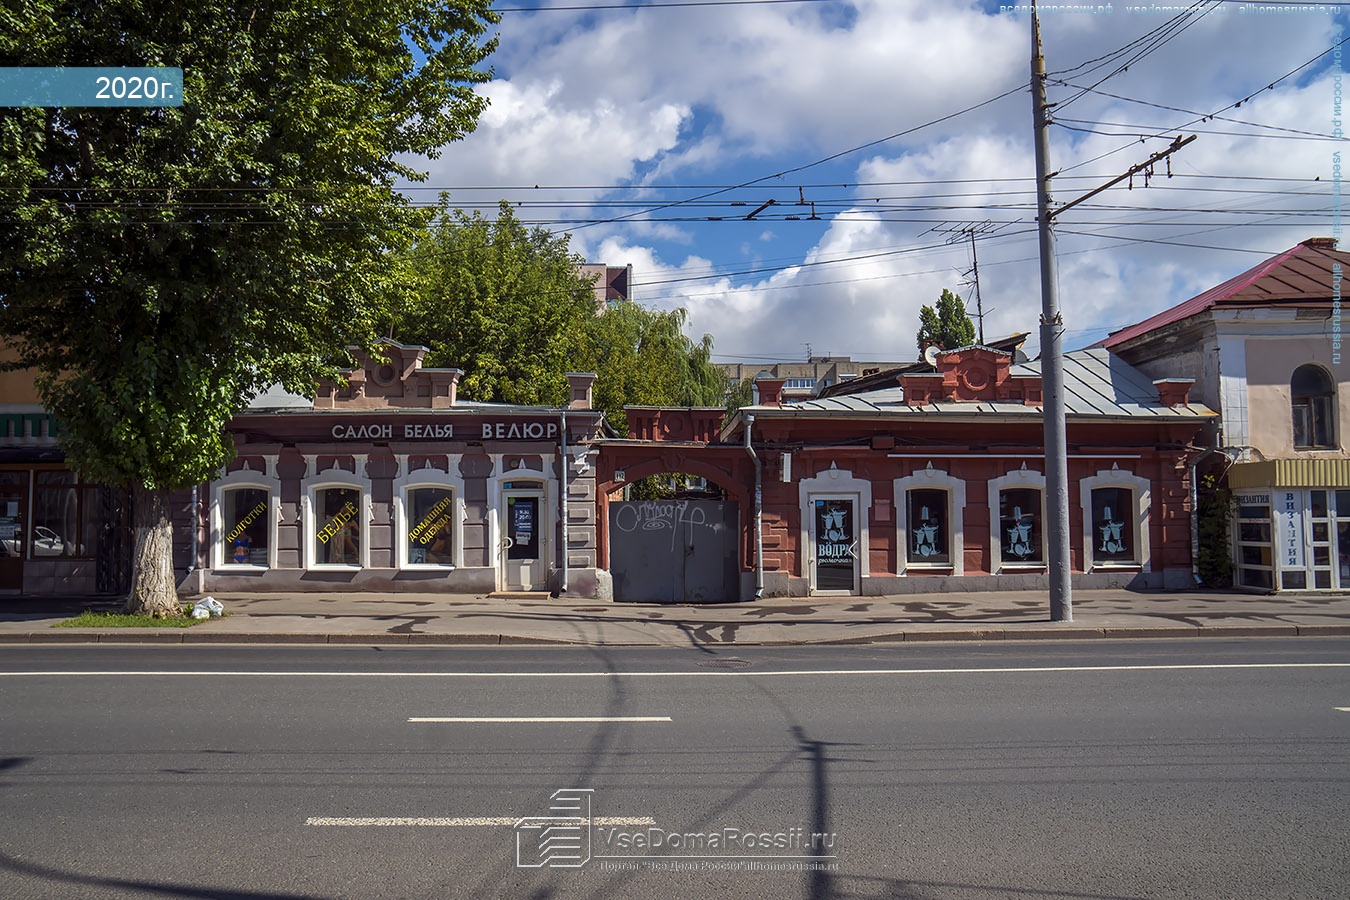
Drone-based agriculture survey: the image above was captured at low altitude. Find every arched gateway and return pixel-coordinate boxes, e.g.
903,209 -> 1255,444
597,408 -> 753,603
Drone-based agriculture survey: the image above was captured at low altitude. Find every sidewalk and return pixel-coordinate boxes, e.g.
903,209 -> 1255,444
2,589 -> 1350,646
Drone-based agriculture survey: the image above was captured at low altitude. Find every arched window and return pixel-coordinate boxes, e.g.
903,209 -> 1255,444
1292,364 -> 1335,449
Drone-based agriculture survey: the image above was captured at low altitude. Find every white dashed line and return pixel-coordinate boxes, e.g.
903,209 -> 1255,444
407,716 -> 672,723
305,816 -> 655,827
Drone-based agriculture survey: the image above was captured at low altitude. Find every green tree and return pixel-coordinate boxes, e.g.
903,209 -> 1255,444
916,288 -> 977,355
724,378 -> 754,421
395,200 -> 597,405
395,204 -> 728,431
0,1 -> 497,615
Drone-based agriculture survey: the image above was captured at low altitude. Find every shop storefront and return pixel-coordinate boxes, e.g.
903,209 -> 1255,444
0,410 -> 134,596
1229,460 -> 1350,592
181,344 -> 607,597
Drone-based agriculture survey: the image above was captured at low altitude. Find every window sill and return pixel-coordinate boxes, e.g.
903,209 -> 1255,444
218,564 -> 269,571
1090,563 -> 1142,570
998,564 -> 1047,572
402,564 -> 457,572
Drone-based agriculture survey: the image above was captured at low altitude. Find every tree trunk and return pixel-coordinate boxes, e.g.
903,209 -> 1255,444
125,484 -> 181,617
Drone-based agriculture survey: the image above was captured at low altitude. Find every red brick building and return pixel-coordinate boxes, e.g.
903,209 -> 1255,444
597,345 -> 1214,600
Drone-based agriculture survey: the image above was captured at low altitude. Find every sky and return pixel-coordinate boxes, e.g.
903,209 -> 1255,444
407,0 -> 1344,368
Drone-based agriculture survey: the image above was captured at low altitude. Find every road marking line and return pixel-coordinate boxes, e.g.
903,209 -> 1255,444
305,816 -> 655,827
1336,707 -> 1350,712
407,716 -> 672,723
2,663 -> 1348,678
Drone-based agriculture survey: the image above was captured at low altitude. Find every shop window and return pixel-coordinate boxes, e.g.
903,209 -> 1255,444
999,488 -> 1043,563
906,488 -> 950,564
314,486 -> 362,566
221,487 -> 270,567
1291,364 -> 1335,449
1090,487 -> 1136,564
405,487 -> 456,566
31,471 -> 98,559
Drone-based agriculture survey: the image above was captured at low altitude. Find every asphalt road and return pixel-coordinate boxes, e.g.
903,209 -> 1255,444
0,639 -> 1347,900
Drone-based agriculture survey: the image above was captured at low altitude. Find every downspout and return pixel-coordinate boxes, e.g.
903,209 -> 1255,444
1189,424 -> 1220,586
559,411 -> 569,596
743,413 -> 764,599
188,485 -> 198,582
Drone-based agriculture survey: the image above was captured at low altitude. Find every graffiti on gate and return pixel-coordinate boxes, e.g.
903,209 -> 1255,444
613,499 -> 722,550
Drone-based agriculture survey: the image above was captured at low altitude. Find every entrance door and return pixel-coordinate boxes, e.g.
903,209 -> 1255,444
502,489 -> 548,591
811,495 -> 859,594
0,472 -> 27,592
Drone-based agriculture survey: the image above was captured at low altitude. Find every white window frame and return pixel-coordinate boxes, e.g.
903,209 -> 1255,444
798,464 -> 872,586
989,468 -> 1047,573
302,458 -> 372,570
211,460 -> 279,570
895,465 -> 965,576
393,458 -> 466,570
1079,467 -> 1152,572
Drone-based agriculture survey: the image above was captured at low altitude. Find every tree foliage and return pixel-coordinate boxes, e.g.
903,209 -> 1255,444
1196,472 -> 1234,588
395,200 -> 597,406
394,203 -> 728,434
916,288 -> 977,354
0,0 -> 498,614
577,303 -> 727,435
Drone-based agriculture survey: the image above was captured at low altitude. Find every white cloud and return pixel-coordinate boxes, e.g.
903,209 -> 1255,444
407,3 -> 1340,366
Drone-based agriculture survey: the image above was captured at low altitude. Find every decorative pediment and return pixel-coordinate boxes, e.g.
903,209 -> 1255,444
314,341 -> 463,410
901,346 -> 1042,406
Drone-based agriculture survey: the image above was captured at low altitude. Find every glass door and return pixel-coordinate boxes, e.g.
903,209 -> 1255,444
811,496 -> 858,594
0,471 -> 28,592
503,488 -> 548,591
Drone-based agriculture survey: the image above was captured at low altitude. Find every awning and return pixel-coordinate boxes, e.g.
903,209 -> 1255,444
1228,458 -> 1350,489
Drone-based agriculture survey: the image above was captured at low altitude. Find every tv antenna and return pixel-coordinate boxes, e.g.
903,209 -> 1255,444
926,221 -> 1004,344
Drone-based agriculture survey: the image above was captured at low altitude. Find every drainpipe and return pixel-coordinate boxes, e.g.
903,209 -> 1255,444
743,413 -> 764,599
188,485 -> 198,581
558,411 -> 569,596
1189,424 -> 1219,586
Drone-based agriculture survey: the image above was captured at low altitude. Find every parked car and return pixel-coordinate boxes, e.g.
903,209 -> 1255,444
31,525 -> 68,556
1,525 -> 72,557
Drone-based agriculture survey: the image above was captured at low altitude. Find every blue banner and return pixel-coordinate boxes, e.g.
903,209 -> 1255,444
0,67 -> 183,107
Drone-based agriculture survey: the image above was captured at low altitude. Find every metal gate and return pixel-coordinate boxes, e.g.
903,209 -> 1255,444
609,499 -> 738,603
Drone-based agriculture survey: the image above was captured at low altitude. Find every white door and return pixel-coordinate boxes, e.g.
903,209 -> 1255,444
502,490 -> 548,591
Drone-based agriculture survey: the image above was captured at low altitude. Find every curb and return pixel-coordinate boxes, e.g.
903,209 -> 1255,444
1,623 -> 1346,645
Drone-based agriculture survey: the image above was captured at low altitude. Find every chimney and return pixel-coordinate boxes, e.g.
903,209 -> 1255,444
754,375 -> 786,407
1153,377 -> 1194,408
428,369 -> 462,409
566,372 -> 596,409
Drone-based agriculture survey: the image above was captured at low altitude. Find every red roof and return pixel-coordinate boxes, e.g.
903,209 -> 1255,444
1099,238 -> 1350,348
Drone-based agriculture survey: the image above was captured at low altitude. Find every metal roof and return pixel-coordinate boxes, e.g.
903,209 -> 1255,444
1099,238 -> 1348,349
748,347 -> 1215,420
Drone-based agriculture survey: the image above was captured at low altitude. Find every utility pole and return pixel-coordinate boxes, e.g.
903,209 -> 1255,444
1032,4 -> 1071,622
1031,3 -> 1195,623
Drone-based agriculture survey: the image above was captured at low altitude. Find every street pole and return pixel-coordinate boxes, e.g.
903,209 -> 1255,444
1031,5 -> 1072,621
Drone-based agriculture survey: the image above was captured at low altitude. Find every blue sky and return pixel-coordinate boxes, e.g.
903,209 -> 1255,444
411,0 -> 1344,366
